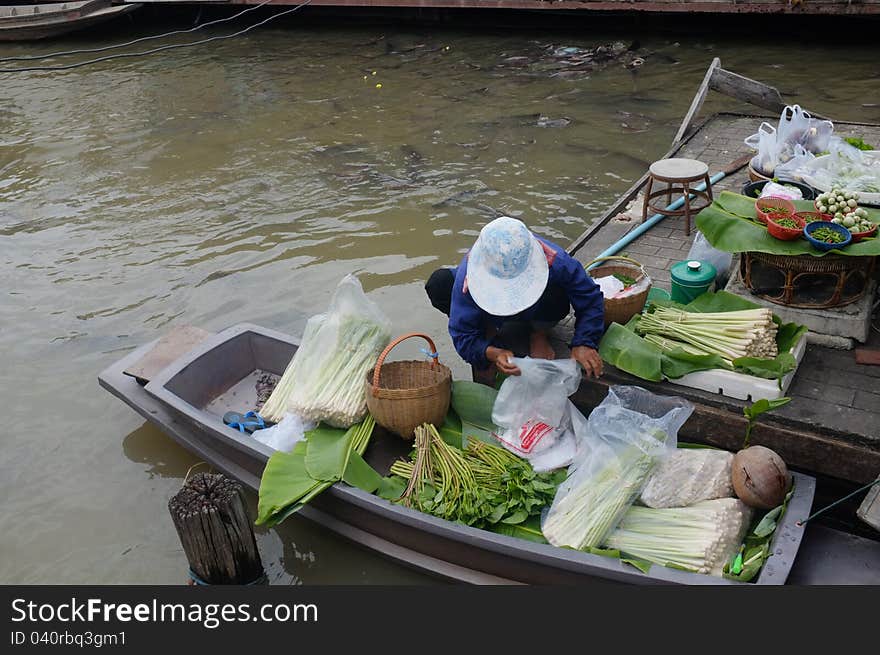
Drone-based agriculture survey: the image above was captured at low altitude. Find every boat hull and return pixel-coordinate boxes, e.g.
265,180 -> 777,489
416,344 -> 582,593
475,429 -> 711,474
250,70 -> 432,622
0,2 -> 141,41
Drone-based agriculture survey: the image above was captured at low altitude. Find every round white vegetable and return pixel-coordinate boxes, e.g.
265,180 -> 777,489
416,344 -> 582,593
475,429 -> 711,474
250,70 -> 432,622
844,216 -> 855,228
848,199 -> 858,208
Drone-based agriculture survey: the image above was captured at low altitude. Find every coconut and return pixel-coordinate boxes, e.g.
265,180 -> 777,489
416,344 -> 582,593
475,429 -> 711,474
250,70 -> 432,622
731,446 -> 792,509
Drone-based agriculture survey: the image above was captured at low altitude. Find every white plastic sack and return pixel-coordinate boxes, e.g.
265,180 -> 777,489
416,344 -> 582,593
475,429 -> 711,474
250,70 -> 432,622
541,386 -> 693,549
800,137 -> 880,194
686,232 -> 732,287
759,180 -> 804,200
251,413 -> 317,452
744,121 -> 778,175
773,146 -> 815,184
492,357 -> 582,472
260,274 -> 392,427
595,275 -> 625,299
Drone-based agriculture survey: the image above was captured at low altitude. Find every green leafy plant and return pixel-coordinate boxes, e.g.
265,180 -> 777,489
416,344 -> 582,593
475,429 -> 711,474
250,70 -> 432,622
742,397 -> 791,449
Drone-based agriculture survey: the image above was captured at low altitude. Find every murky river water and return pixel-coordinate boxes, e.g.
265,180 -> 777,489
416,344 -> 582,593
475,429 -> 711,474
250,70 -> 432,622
1,13 -> 878,583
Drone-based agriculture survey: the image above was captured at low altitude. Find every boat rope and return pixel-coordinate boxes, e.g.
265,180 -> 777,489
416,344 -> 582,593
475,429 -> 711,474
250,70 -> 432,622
0,0 -> 275,62
0,0 -> 313,74
795,478 -> 879,527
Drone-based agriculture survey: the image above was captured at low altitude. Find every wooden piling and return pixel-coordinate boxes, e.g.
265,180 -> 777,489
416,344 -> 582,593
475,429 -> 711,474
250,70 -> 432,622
168,472 -> 265,585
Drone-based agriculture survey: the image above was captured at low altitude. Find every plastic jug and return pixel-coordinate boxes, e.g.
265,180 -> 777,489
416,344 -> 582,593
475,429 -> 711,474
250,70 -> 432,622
670,260 -> 716,303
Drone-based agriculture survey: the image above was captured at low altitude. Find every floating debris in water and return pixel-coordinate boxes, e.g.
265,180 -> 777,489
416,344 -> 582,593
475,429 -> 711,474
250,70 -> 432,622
492,41 -> 644,80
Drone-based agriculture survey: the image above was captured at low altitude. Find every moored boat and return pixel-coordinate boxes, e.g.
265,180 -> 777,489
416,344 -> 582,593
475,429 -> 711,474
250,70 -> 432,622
99,322 -> 880,585
0,0 -> 141,41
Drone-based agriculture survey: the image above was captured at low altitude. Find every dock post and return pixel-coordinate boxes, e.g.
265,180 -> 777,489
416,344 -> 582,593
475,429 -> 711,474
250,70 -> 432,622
168,472 -> 265,585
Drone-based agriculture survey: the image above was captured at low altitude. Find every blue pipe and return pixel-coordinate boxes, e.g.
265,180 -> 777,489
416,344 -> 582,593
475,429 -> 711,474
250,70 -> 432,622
587,171 -> 727,269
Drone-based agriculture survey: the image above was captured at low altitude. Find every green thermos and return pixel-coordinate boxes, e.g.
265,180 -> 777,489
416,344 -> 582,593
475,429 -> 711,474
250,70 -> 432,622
670,260 -> 716,303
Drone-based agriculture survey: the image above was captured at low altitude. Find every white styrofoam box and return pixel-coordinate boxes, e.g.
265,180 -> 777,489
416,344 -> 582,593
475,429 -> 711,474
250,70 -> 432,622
666,334 -> 807,401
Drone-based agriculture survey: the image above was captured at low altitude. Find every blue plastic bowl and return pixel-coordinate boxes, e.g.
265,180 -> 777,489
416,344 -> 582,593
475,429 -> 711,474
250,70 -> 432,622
803,221 -> 852,251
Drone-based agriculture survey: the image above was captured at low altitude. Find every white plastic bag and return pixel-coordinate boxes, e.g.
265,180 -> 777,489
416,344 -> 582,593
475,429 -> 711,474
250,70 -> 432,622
260,274 -> 392,427
492,357 -> 582,472
745,121 -> 778,175
686,232 -> 732,287
541,386 -> 693,549
251,413 -> 317,452
800,137 -> 880,194
773,146 -> 815,184
776,105 -> 813,162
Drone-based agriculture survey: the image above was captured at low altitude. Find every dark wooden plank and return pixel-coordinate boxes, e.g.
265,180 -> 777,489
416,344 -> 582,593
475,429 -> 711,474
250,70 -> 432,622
708,68 -> 790,116
855,348 -> 880,366
674,57 -> 720,145
124,325 -> 214,384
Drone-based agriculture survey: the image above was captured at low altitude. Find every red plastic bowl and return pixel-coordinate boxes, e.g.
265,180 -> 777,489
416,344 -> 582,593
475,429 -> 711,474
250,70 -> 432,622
756,196 -> 796,225
767,213 -> 806,241
850,222 -> 878,243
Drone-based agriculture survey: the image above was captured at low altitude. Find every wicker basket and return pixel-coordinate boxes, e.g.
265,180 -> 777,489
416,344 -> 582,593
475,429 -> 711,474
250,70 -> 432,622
740,251 -> 876,308
365,333 -> 452,440
586,256 -> 652,327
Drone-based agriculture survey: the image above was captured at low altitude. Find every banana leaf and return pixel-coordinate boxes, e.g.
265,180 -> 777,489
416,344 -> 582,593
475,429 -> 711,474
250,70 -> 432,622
599,291 -> 807,383
696,191 -> 880,257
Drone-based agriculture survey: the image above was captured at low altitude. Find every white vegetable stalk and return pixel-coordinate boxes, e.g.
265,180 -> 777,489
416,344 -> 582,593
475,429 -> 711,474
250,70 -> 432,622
261,314 -> 391,427
542,444 -> 658,550
637,307 -> 778,364
603,498 -> 752,576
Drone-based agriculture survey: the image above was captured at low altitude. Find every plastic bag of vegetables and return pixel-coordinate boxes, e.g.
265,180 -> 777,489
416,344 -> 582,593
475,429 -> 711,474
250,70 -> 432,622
541,386 -> 692,550
261,274 -> 392,427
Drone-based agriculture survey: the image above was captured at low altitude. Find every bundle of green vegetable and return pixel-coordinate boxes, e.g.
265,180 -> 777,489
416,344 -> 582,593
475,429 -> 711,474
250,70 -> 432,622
637,306 -> 778,366
390,423 -> 564,528
815,187 -> 874,233
603,498 -> 752,576
542,441 -> 660,550
261,276 -> 391,427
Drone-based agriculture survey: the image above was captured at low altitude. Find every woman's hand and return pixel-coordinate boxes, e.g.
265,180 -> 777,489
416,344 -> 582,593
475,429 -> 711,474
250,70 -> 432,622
486,346 -> 520,376
571,345 -> 603,378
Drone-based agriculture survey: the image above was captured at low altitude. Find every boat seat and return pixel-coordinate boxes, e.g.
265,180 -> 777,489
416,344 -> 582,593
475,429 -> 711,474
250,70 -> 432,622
641,157 -> 713,237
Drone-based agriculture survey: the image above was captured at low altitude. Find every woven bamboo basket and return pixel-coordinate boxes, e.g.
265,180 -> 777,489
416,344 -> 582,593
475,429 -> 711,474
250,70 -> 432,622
740,251 -> 876,308
586,256 -> 652,327
365,333 -> 452,440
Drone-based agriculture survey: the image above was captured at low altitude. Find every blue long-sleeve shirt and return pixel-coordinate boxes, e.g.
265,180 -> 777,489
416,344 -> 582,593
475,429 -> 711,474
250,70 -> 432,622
448,237 -> 605,369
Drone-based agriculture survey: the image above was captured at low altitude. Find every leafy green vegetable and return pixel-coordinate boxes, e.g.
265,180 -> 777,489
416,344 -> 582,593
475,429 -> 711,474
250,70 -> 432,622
742,397 -> 792,447
723,486 -> 795,582
844,136 -> 874,151
388,423 -> 564,529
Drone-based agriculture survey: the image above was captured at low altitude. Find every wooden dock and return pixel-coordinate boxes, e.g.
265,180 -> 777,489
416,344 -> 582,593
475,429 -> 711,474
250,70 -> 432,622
122,0 -> 880,16
560,64 -> 880,487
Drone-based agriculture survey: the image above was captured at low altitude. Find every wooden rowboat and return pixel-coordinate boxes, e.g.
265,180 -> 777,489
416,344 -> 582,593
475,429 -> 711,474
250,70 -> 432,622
98,322 -> 880,585
0,1 -> 141,41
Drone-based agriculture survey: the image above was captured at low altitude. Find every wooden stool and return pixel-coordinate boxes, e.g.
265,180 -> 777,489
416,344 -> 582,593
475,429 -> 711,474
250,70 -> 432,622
642,158 -> 713,236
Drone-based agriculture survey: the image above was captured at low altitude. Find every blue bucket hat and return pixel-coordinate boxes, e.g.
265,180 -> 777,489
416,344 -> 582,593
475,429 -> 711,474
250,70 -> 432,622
467,216 -> 549,316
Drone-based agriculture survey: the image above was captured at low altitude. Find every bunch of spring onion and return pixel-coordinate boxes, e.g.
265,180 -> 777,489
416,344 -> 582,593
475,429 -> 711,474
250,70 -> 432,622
637,307 -> 778,365
603,498 -> 752,576
390,424 -> 560,527
261,313 -> 391,427
542,442 -> 659,550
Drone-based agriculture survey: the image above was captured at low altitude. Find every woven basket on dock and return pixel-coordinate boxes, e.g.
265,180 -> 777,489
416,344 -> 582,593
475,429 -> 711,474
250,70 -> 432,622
740,251 -> 876,309
586,256 -> 652,327
365,333 -> 452,441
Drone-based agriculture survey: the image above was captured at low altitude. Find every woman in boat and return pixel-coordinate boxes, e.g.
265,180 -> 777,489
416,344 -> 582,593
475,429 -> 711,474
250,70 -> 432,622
425,215 -> 605,385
